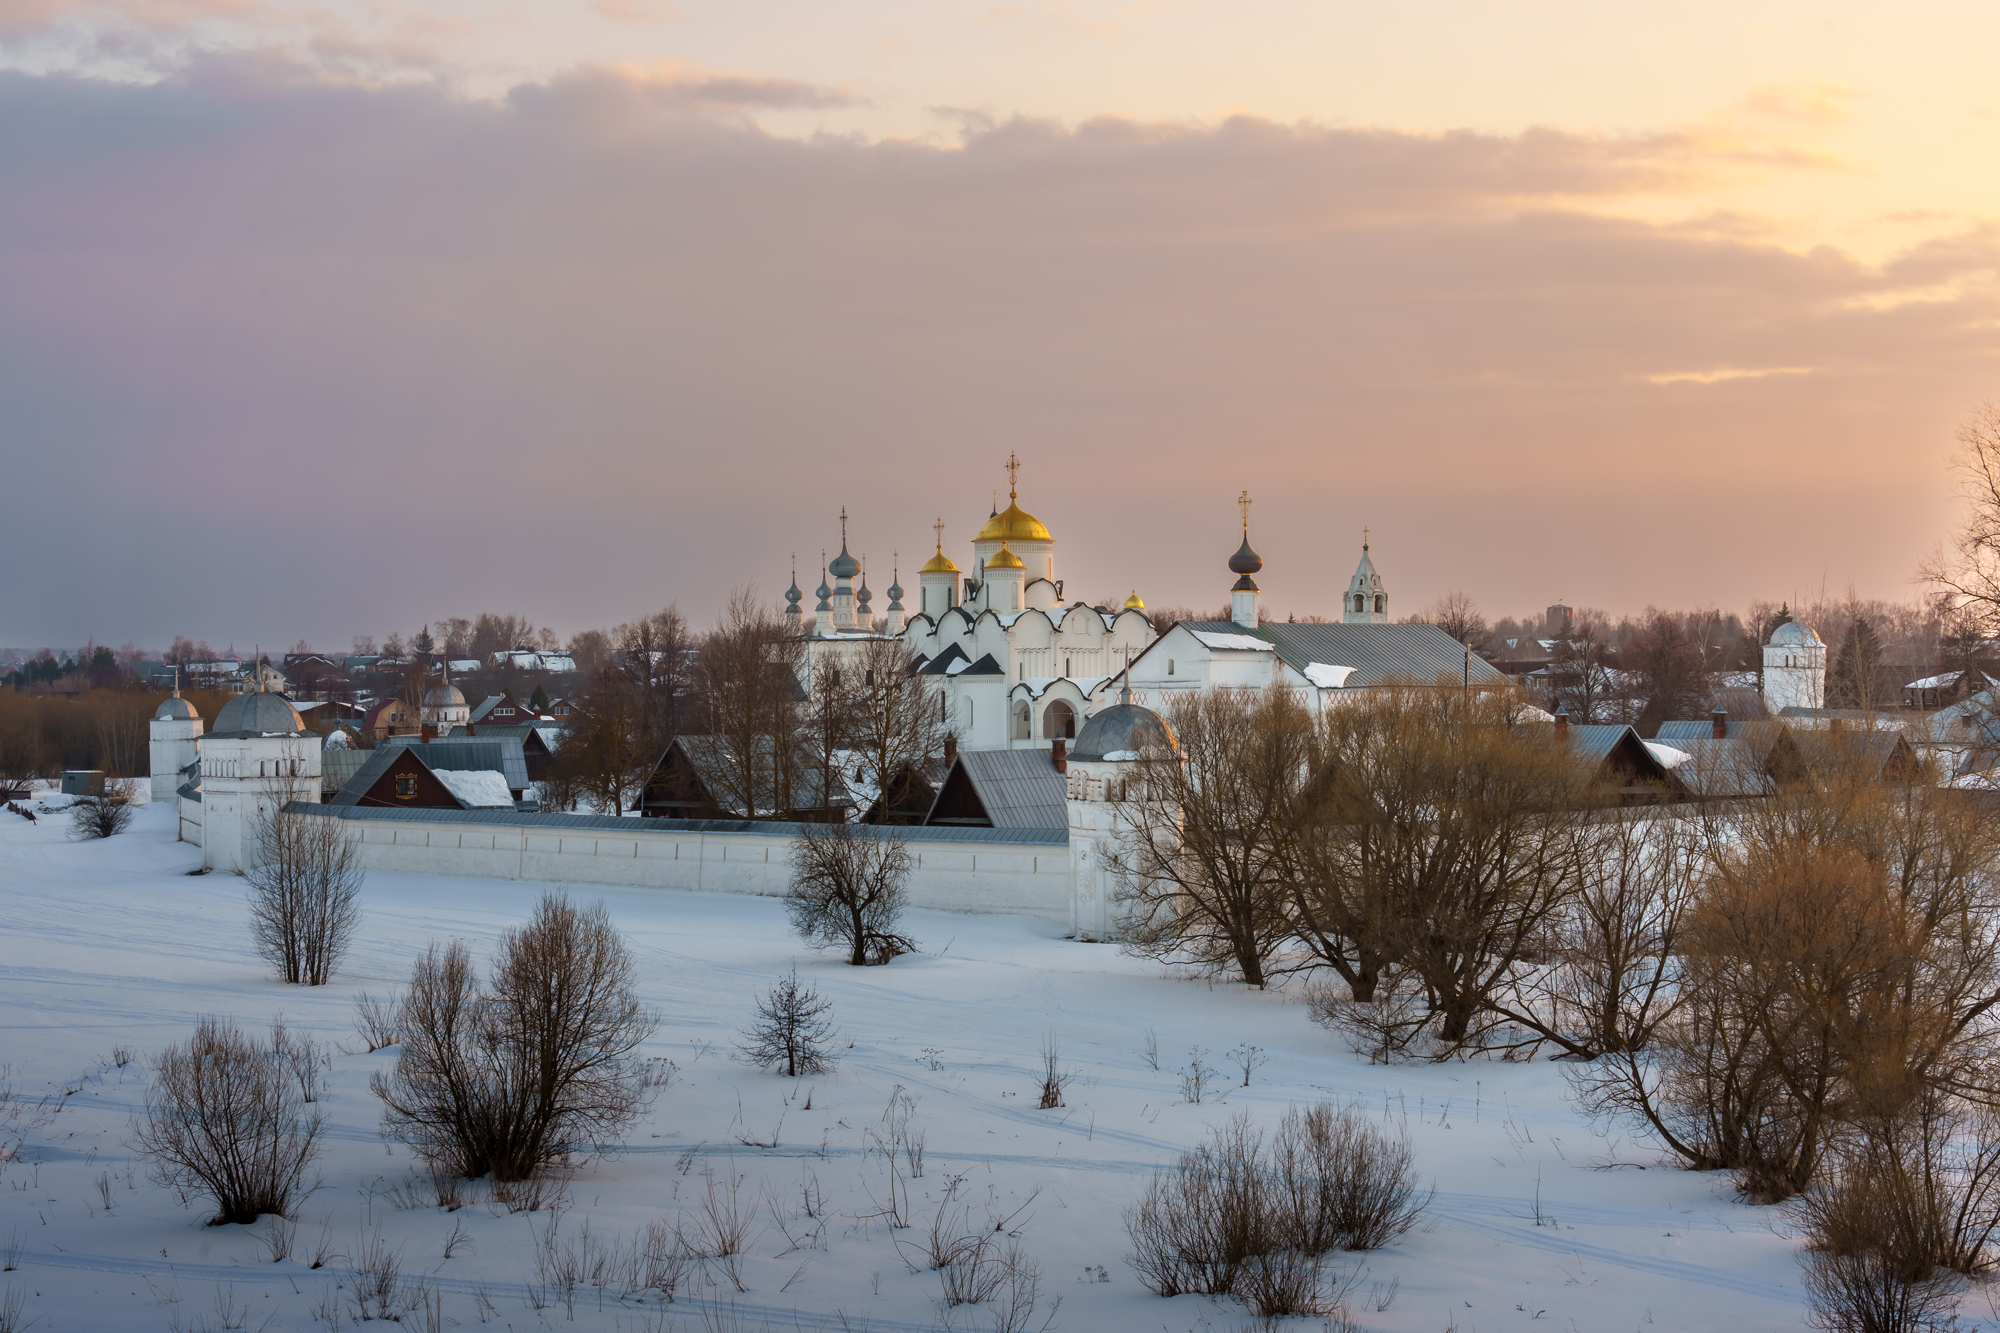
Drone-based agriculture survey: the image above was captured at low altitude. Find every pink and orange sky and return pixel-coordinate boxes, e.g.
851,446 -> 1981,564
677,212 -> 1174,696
3,1 -> 1998,648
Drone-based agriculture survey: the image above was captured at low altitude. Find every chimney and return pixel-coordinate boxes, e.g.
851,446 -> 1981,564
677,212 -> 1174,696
1711,707 -> 1727,741
1554,702 -> 1569,738
1051,736 -> 1067,774
466,721 -> 476,737
944,735 -> 957,767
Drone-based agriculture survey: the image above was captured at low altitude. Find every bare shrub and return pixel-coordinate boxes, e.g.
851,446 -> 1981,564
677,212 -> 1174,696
371,894 -> 657,1181
346,1230 -> 403,1322
1793,1096 -> 2000,1333
128,1018 -> 325,1225
68,791 -> 133,840
1035,1036 -> 1075,1110
1270,1103 -> 1429,1252
737,969 -> 836,1077
1125,1104 -> 1420,1318
246,805 -> 363,986
786,823 -> 917,966
351,992 -> 402,1052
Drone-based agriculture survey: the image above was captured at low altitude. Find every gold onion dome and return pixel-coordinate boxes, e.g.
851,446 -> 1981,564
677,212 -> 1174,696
985,541 -> 1026,570
921,548 -> 959,574
1123,590 -> 1145,610
975,499 -> 1052,544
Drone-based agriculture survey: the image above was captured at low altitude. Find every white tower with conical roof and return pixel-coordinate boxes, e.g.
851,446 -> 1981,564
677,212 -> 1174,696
1343,532 -> 1388,623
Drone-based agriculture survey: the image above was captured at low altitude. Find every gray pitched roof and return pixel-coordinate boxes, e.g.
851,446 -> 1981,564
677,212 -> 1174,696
930,749 -> 1068,829
670,736 -> 846,816
398,736 -> 531,791
320,749 -> 371,793
1652,736 -> 1775,798
1178,621 -> 1507,688
208,691 -> 307,738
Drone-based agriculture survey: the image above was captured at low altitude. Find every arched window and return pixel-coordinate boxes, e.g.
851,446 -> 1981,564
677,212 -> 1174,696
1044,700 -> 1077,739
1353,594 -> 1365,613
1168,659 -> 1176,676
962,698 -> 975,729
1012,700 -> 1032,740
1065,656 -> 1073,677
1373,595 -> 1385,614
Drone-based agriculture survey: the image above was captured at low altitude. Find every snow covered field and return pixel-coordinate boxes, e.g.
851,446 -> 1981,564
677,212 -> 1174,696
0,796 -> 1852,1331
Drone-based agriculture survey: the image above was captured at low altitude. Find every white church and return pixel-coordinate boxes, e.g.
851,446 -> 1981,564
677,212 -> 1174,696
787,460 -> 1509,750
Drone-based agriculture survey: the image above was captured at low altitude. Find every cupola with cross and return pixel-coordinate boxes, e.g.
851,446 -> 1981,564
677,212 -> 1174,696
1343,530 -> 1388,623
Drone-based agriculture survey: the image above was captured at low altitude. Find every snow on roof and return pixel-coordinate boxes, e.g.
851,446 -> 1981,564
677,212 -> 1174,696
945,657 -> 978,675
448,659 -> 482,673
1643,742 -> 1691,769
1303,663 -> 1356,689
432,769 -> 517,809
1907,670 -> 2000,691
1190,629 -> 1269,652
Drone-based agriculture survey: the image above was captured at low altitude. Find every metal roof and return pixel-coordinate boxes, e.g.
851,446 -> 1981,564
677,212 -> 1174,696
285,801 -> 1066,845
943,749 -> 1069,829
320,750 -> 371,791
1563,722 -> 1644,762
208,691 -> 307,738
1177,621 -> 1507,688
392,737 -> 531,792
1653,737 -> 1775,798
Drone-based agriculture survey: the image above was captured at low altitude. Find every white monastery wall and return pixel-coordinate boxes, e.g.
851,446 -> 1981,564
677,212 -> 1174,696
293,810 -> 1074,925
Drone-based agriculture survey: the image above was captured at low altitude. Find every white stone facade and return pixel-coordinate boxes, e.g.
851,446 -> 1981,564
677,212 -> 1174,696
1763,619 -> 1826,713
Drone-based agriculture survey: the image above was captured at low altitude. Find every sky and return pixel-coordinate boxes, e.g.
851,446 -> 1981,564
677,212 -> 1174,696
3,1 -> 1999,651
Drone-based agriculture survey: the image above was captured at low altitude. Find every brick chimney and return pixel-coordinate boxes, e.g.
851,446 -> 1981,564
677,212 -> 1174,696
944,735 -> 957,767
1554,702 -> 1569,738
1051,737 -> 1067,774
1711,707 -> 1727,740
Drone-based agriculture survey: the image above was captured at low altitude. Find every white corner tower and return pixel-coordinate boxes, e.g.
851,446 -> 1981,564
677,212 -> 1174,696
198,687 -> 321,874
1343,531 -> 1387,623
149,678 -> 203,803
1228,490 -> 1262,629
1065,679 -> 1174,941
1763,607 -> 1826,713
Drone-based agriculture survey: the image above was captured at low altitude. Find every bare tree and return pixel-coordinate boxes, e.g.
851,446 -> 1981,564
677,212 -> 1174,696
786,822 -> 916,965
1921,402 -> 2000,635
371,894 -> 657,1181
848,637 -> 953,824
738,968 -> 837,1076
246,798 -> 364,986
1411,591 -> 1490,653
1291,687 -> 1599,1050
1114,689 -> 1309,988
687,589 -> 804,819
128,1018 -> 325,1225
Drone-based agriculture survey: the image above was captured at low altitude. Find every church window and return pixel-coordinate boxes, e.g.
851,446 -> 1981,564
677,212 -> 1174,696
1354,595 -> 1366,613
1065,656 -> 1073,677
1012,701 -> 1032,740
1168,660 -> 1175,676
1374,595 -> 1385,614
395,774 -> 418,798
1044,700 -> 1077,739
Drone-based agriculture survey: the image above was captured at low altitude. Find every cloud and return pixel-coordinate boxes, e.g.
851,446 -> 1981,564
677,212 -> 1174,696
1643,367 -> 1817,386
0,63 -> 1994,648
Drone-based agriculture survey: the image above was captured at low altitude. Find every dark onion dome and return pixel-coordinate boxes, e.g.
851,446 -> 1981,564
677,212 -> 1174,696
208,691 -> 305,738
816,573 -> 832,601
153,696 -> 199,721
785,575 -> 802,606
887,577 -> 904,601
828,543 -> 861,580
857,577 -> 873,608
1071,701 -> 1175,761
1228,533 -> 1263,577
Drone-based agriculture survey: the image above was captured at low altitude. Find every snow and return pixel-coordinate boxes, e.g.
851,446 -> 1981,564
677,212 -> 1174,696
1189,629 -> 1268,652
1101,750 -> 1142,762
1303,662 -> 1356,689
1644,742 -> 1691,769
0,795 -> 1839,1331
431,769 -> 516,808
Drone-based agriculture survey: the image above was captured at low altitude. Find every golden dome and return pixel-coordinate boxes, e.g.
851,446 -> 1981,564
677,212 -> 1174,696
985,542 -> 1025,571
1123,590 -> 1145,610
975,499 -> 1052,545
920,549 -> 959,574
